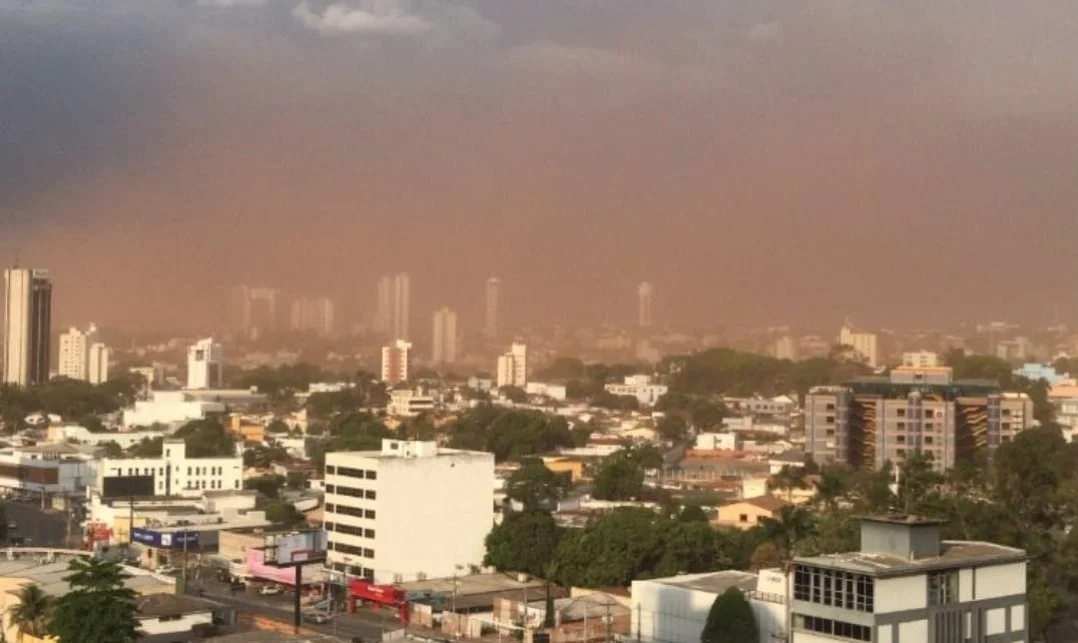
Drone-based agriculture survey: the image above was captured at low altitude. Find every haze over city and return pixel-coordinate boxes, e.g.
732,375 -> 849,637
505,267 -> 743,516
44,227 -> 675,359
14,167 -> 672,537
3,1 -> 1078,332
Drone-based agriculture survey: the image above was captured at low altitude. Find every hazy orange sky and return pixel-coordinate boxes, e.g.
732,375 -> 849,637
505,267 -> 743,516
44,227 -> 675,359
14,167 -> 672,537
2,1 -> 1077,332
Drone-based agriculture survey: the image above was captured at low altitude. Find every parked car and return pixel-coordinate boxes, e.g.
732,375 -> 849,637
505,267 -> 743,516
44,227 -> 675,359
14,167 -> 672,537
259,585 -> 283,596
304,612 -> 333,624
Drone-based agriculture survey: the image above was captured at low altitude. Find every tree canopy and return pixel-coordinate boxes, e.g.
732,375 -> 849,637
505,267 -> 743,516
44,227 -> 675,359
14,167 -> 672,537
8,582 -> 51,639
484,510 -> 563,578
506,459 -> 570,510
592,445 -> 663,501
173,419 -> 237,458
662,348 -> 868,397
701,588 -> 759,643
48,557 -> 139,643
446,406 -> 574,462
0,374 -> 140,431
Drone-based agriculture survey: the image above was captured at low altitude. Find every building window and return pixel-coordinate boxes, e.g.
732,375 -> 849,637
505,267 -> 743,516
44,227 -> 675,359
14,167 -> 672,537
335,543 -> 364,556
326,466 -> 337,475
925,436 -> 934,446
825,416 -> 835,424
365,510 -> 376,519
335,505 -> 364,519
793,565 -> 873,612
826,403 -> 835,411
365,470 -> 377,480
363,549 -> 374,559
793,614 -> 870,641
365,490 -> 376,500
337,486 -> 366,499
897,409 -> 906,418
333,523 -> 365,537
325,503 -> 336,513
364,529 -> 375,539
325,484 -> 336,493
739,514 -> 749,523
929,571 -> 958,605
338,467 -> 366,479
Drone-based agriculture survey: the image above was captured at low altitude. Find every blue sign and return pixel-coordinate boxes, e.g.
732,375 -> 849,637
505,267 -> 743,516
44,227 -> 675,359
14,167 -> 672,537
131,528 -> 199,549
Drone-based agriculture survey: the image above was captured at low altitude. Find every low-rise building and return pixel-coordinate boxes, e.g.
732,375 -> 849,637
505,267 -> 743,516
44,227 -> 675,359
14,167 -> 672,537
790,515 -> 1028,643
97,439 -> 244,498
122,391 -> 227,429
0,443 -> 98,497
386,389 -> 436,417
714,495 -> 788,530
604,375 -> 668,407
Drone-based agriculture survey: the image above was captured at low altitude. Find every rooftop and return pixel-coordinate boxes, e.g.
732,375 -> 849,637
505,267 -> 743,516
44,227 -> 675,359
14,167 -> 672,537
651,570 -> 758,594
0,559 -> 174,597
795,540 -> 1027,577
860,514 -> 945,527
136,593 -> 221,618
732,495 -> 789,513
211,632 -> 355,642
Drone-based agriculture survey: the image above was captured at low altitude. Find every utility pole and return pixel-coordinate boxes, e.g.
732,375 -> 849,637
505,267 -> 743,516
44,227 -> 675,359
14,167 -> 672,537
604,603 -> 612,643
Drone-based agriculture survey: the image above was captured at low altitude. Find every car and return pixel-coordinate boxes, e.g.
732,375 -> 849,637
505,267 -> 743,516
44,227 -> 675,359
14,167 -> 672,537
303,612 -> 333,624
156,565 -> 177,575
259,585 -> 283,596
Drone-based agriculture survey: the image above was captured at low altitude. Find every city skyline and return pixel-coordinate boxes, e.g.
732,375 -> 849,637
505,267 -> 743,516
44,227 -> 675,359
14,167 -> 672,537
4,2 -> 1078,332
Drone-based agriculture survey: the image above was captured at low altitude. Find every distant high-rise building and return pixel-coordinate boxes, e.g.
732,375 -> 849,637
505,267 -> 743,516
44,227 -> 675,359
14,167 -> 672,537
390,272 -> 409,340
374,277 -> 392,334
838,321 -> 879,368
187,338 -> 224,390
4,268 -> 52,387
638,281 -> 654,328
484,277 -> 500,338
88,342 -> 110,385
381,339 -> 412,384
231,285 -> 282,339
58,324 -> 109,383
774,335 -> 798,361
496,341 -> 527,388
902,351 -> 940,368
290,296 -> 336,337
432,307 -> 458,365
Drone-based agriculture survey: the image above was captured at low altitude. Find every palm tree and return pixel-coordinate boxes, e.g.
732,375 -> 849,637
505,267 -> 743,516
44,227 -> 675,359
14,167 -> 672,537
7,583 -> 51,641
771,465 -> 808,502
813,468 -> 849,511
760,505 -> 816,558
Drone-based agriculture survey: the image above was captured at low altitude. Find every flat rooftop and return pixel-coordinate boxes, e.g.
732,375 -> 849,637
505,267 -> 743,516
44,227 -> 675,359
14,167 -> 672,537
0,559 -> 174,597
795,540 -> 1027,577
399,572 -> 546,597
649,570 -> 758,594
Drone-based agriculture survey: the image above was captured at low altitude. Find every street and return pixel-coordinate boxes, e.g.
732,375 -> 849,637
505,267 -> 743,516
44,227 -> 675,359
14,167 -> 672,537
2,500 -> 76,548
192,571 -> 394,641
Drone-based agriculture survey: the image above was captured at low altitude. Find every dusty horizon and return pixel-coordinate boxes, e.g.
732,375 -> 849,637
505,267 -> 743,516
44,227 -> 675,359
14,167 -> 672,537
3,1 -> 1078,333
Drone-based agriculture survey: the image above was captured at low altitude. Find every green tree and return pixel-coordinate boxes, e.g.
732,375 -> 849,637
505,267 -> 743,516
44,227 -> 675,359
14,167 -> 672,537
8,583 -> 51,640
506,459 -> 569,510
701,587 -> 759,643
265,499 -> 306,526
500,386 -> 528,404
244,443 -> 289,468
592,449 -> 647,501
484,510 -> 563,578
812,467 -> 850,511
657,415 -> 689,442
173,419 -> 237,458
128,436 -> 163,457
99,441 -> 124,458
677,505 -> 709,523
48,557 -> 139,643
245,474 -> 286,499
771,465 -> 807,502
552,508 -> 666,587
759,505 -> 816,559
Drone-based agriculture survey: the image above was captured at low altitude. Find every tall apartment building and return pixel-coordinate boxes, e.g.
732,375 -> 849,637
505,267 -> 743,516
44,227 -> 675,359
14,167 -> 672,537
374,277 -> 392,334
839,323 -> 879,368
391,273 -> 410,340
638,281 -> 654,328
98,439 -> 244,498
323,439 -> 494,584
230,285 -> 282,339
791,516 -> 1027,643
431,307 -> 458,365
3,268 -> 52,387
290,296 -> 336,337
484,277 -> 500,338
496,341 -> 527,388
380,340 -> 411,385
58,325 -> 111,384
805,366 -> 1033,471
186,338 -> 224,390
774,335 -> 798,361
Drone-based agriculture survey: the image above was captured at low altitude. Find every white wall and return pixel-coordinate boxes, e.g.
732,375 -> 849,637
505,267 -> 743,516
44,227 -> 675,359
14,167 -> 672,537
325,444 -> 494,583
875,575 -> 927,613
974,563 -> 1027,600
100,442 -> 243,498
897,620 -> 927,642
631,577 -> 781,643
138,611 -> 213,636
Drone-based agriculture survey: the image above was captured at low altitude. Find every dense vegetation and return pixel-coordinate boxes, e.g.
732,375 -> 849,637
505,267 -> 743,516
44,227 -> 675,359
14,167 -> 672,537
485,427 -> 1078,641
446,405 -> 579,462
662,348 -> 869,397
0,374 -> 141,431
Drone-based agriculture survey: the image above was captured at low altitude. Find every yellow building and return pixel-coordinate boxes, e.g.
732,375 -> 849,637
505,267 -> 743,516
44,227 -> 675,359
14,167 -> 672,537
541,457 -> 586,483
229,415 -> 266,443
713,495 -> 789,530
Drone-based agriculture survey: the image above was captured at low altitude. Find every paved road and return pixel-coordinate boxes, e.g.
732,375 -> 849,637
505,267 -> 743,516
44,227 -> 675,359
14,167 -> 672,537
197,588 -> 389,641
2,500 -> 76,548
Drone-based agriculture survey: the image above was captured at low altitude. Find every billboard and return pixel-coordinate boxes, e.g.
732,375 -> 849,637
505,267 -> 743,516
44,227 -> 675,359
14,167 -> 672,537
263,530 -> 328,567
245,548 -> 326,586
102,475 -> 155,499
131,528 -> 199,549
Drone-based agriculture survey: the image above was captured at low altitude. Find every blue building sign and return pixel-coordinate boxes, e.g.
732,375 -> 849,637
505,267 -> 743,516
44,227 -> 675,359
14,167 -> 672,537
131,528 -> 199,549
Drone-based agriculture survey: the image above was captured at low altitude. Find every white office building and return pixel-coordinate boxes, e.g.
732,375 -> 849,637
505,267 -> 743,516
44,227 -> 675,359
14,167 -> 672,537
323,439 -> 494,584
605,375 -> 668,407
0,442 -> 98,496
122,391 -> 226,428
186,338 -> 224,390
484,277 -> 500,338
98,439 -> 244,498
838,323 -> 879,368
496,342 -> 527,388
381,339 -> 412,385
386,389 -> 436,417
3,267 -> 52,387
57,325 -> 110,384
431,307 -> 458,365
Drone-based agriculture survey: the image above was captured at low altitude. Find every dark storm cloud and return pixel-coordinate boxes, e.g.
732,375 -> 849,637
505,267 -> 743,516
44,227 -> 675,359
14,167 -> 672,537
2,1 -> 1078,331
